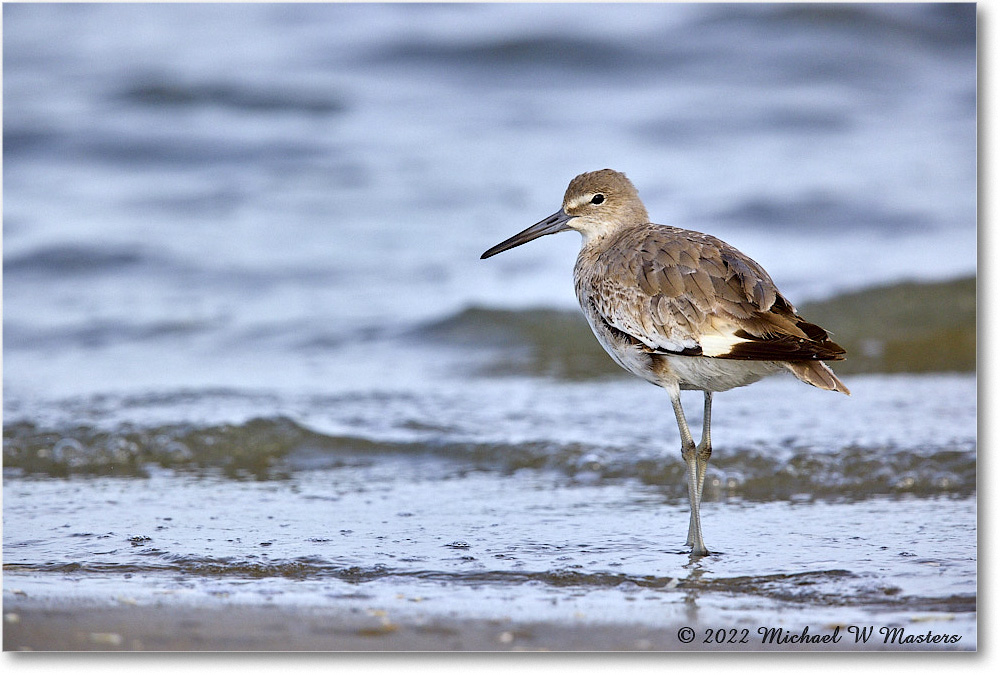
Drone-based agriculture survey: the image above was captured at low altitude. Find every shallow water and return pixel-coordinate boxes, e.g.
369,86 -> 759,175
3,374 -> 978,648
3,2 -> 977,650
3,473 -> 977,647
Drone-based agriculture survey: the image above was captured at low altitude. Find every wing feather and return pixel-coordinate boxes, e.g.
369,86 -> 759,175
577,225 -> 846,361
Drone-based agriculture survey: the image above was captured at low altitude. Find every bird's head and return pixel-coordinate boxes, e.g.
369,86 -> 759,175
481,169 -> 649,259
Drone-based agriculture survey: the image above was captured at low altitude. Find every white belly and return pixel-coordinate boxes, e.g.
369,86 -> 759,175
586,311 -> 783,392
663,354 -> 783,392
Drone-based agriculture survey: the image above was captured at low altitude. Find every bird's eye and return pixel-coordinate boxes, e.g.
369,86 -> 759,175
591,193 -> 605,205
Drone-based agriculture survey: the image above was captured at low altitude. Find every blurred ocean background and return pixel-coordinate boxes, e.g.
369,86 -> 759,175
3,3 -> 977,649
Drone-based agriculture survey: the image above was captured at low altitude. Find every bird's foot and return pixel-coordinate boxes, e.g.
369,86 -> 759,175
689,541 -> 711,557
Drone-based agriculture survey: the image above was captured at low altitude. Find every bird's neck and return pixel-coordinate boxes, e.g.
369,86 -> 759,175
577,221 -> 645,258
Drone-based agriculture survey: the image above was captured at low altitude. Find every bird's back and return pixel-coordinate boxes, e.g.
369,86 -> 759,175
573,222 -> 849,393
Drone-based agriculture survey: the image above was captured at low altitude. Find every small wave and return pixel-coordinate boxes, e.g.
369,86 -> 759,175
3,417 -> 316,481
4,319 -> 222,351
79,134 -> 325,168
372,36 -> 682,79
705,3 -> 976,50
636,105 -> 856,148
2,126 -> 68,159
4,245 -> 150,276
413,306 -> 622,380
2,417 -> 976,499
2,559 -> 973,613
707,193 -> 934,234
119,79 -> 347,116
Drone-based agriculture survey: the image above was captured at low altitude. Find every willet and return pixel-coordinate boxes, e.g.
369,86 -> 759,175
481,169 -> 848,556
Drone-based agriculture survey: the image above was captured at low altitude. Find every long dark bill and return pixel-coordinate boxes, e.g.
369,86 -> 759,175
480,210 -> 574,259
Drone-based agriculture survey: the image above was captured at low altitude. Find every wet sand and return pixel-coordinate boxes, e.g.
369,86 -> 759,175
2,600 -> 970,652
6,601 -> 678,652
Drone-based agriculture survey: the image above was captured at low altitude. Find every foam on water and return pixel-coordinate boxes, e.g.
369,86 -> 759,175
3,373 -> 977,498
3,465 -> 976,645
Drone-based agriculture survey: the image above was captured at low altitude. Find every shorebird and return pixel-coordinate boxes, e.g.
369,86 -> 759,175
481,169 -> 849,556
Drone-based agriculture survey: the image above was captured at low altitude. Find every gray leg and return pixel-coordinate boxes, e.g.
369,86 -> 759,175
687,392 -> 713,551
696,391 -> 713,501
670,389 -> 709,556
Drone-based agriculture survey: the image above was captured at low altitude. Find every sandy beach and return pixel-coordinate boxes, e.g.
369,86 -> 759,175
3,599 -> 972,652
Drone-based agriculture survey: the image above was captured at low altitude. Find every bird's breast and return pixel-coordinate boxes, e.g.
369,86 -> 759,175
574,282 -> 661,385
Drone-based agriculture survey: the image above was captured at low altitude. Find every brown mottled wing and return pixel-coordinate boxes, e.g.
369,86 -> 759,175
586,225 -> 846,361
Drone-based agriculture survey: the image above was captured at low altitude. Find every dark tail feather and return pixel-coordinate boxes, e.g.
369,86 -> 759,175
786,361 -> 850,395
